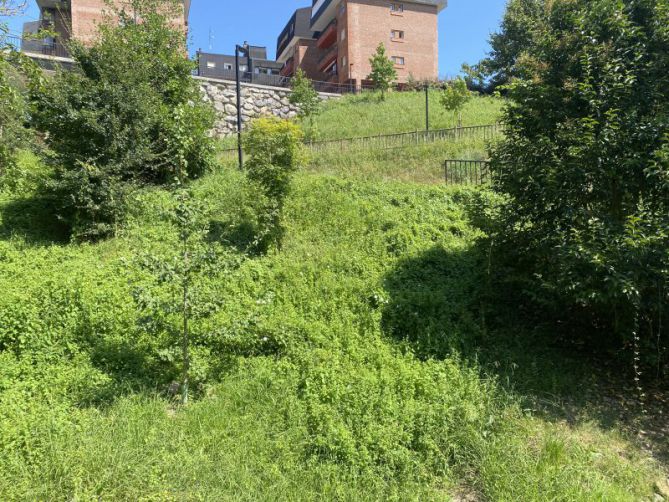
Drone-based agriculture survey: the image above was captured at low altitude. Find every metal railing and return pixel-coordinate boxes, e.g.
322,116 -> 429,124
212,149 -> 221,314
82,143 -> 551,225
305,123 -> 502,154
444,159 -> 491,185
220,123 -> 502,162
4,34 -> 70,58
197,67 -> 377,95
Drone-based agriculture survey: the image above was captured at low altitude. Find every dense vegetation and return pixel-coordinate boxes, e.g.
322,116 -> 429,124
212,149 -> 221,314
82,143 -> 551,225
30,0 -> 214,240
488,0 -> 669,377
0,152 -> 664,500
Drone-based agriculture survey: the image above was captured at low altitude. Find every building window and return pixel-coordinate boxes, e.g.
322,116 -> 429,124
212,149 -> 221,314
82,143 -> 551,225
342,56 -> 347,68
223,63 -> 233,70
341,28 -> 346,41
391,56 -> 405,66
391,30 -> 404,40
390,3 -> 404,13
206,61 -> 216,69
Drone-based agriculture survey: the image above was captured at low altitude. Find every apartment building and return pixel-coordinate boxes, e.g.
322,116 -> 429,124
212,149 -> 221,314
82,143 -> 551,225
26,0 -> 191,55
197,44 -> 283,84
277,0 -> 447,88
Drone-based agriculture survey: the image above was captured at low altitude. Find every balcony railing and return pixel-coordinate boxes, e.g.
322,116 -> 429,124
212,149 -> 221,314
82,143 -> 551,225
316,20 -> 337,49
4,34 -> 70,59
318,45 -> 338,72
197,67 -> 359,94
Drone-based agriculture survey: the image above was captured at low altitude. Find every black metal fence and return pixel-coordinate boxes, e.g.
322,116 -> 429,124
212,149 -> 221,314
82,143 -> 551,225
444,159 -> 491,185
306,123 -> 502,154
4,34 -> 70,59
220,123 -> 502,162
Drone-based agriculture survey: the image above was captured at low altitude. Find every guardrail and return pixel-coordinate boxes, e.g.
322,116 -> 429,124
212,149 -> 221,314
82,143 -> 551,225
306,123 -> 502,154
197,67 -> 379,95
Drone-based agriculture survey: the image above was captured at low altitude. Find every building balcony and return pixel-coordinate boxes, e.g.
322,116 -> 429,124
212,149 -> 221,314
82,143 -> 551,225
311,0 -> 338,32
318,46 -> 338,72
280,57 -> 295,77
316,20 -> 337,49
36,0 -> 69,9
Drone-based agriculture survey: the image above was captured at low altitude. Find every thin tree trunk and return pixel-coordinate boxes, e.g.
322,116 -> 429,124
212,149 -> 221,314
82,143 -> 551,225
182,247 -> 190,406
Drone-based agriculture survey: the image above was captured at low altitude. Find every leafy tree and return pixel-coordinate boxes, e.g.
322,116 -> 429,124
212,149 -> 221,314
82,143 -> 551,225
31,0 -> 215,241
132,188 -> 219,405
367,43 -> 397,100
0,0 -> 25,17
289,68 -> 321,129
439,77 -> 472,127
0,1 -> 28,182
244,117 -> 304,251
489,0 -> 669,375
467,0 -> 542,92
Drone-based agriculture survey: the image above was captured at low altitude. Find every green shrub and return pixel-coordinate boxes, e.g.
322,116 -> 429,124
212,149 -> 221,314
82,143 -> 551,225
244,117 -> 304,250
289,68 -> 321,139
30,0 -> 215,241
489,0 -> 669,373
0,54 -> 29,187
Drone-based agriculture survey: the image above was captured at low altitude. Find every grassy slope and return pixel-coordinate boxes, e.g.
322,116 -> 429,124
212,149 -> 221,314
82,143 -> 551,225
310,91 -> 503,140
221,92 -> 502,183
219,91 -> 502,150
0,153 -> 663,500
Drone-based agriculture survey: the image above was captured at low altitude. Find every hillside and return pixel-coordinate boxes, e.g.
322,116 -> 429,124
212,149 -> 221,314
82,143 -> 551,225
309,90 -> 502,140
0,150 -> 665,500
220,91 -> 502,183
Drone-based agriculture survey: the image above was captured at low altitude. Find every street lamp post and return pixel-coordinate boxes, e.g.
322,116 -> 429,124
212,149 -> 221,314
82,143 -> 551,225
425,82 -> 430,132
235,44 -> 247,170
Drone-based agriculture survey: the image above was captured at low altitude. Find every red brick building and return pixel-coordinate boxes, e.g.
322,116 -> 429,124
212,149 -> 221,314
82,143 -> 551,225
31,0 -> 190,52
277,0 -> 447,88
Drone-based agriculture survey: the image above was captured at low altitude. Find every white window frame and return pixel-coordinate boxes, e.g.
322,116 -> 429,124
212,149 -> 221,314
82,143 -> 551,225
391,3 -> 404,14
391,30 -> 404,40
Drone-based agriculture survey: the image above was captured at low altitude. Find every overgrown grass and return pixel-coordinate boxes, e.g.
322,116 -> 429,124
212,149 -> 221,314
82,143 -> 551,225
0,153 -> 664,500
308,91 -> 503,140
218,91 -> 503,151
219,92 -> 502,182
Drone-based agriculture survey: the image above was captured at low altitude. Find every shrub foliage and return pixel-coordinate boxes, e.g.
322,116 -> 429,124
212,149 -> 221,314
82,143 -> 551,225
490,0 -> 669,373
244,117 -> 304,250
31,0 -> 215,240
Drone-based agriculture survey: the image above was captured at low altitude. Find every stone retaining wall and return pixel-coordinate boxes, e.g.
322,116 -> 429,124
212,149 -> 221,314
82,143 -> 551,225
196,76 -> 339,138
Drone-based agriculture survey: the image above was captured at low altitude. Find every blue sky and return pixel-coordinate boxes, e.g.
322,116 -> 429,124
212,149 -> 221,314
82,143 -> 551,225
4,0 -> 507,77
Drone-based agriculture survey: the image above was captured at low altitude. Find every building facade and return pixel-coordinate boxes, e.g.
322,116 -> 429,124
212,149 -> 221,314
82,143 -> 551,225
25,0 -> 191,56
277,0 -> 446,88
197,44 -> 283,85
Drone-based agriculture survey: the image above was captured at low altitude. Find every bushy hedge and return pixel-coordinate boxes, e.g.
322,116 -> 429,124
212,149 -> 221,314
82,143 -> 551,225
31,0 -> 215,240
489,0 -> 669,373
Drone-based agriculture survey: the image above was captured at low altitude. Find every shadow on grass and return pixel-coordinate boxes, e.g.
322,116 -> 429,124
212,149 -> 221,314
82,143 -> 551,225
0,194 -> 70,246
381,244 -> 669,464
